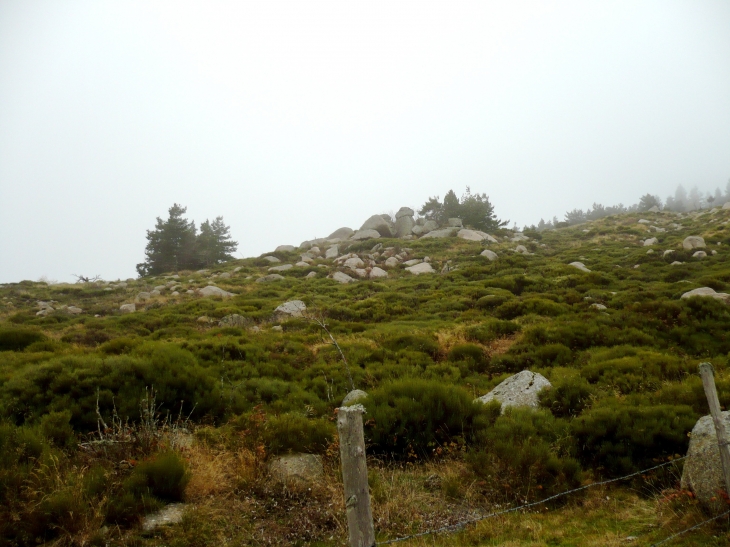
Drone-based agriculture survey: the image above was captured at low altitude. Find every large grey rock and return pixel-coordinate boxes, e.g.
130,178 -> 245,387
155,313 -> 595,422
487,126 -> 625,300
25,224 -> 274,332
350,229 -> 381,241
344,257 -> 365,269
328,227 -> 354,239
693,251 -> 708,259
268,264 -> 293,272
342,389 -> 368,405
142,503 -> 186,532
331,271 -> 356,284
683,236 -> 706,250
403,259 -> 422,266
680,287 -> 730,303
681,411 -> 730,514
406,262 -> 435,275
120,303 -> 136,314
421,220 -> 439,234
458,229 -> 491,242
256,274 -> 285,282
198,285 -> 234,298
514,245 -> 529,254
325,245 -> 339,259
360,214 -> 395,237
475,371 -> 551,413
395,207 -> 414,218
268,454 -> 324,485
411,225 -> 424,236
219,314 -> 247,327
394,215 -> 415,238
275,300 -> 307,317
420,227 -> 458,239
569,262 -> 591,273
481,249 -> 498,261
275,245 -> 296,252
67,306 -> 83,315
384,256 -> 400,268
263,256 -> 281,263
135,291 -> 151,303
643,237 -> 658,246
369,267 -> 388,279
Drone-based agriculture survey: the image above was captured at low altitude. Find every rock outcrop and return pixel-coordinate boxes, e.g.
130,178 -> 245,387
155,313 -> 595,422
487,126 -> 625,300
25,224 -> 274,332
683,236 -> 706,251
680,287 -> 730,303
275,300 -> 307,317
198,286 -> 234,298
359,215 -> 394,238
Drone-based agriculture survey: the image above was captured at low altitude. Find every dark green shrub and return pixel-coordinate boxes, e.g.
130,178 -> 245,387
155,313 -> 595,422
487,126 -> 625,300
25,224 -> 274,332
571,400 -> 697,475
106,491 -> 162,525
475,294 -> 513,310
494,298 -> 566,319
100,337 -> 141,355
0,328 -> 46,351
40,410 -> 76,449
382,333 -> 440,359
132,451 -> 189,501
261,413 -> 335,455
467,408 -> 581,502
447,343 -> 489,373
465,320 -> 520,344
362,379 -> 499,459
539,375 -> 594,417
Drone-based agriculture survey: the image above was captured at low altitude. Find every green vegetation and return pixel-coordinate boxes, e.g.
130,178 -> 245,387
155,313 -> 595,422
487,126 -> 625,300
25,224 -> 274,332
2,205 -> 730,544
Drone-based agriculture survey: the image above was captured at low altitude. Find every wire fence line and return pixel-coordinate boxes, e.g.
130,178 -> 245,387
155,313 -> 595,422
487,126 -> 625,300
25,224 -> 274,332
648,509 -> 730,546
375,444 -> 728,546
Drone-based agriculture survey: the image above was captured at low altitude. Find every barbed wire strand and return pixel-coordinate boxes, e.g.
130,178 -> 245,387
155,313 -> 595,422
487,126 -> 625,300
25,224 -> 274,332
649,509 -> 730,546
376,455 -> 689,545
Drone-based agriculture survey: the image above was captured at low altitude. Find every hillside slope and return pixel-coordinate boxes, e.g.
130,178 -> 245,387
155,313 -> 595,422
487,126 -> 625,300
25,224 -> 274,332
2,207 -> 730,546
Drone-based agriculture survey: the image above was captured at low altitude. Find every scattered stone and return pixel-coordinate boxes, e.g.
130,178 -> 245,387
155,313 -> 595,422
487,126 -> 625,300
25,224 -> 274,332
268,264 -> 293,272
359,214 -> 395,237
369,267 -> 388,279
681,411 -> 730,514
198,286 -> 234,298
196,316 -> 211,323
421,220 -> 439,234
352,268 -> 368,278
406,262 -> 435,275
683,236 -> 706,250
271,325 -> 283,332
511,233 -> 530,242
342,389 -> 368,405
275,245 -> 296,252
646,249 -> 654,254
569,262 -> 591,273
663,250 -> 675,257
648,206 -> 660,213
384,256 -> 400,268
305,271 -> 317,279
344,257 -> 365,269
514,245 -> 529,254
120,303 -> 136,314
275,300 -> 307,317
328,227 -> 354,239
481,249 -> 498,261
693,251 -> 707,259
419,227 -> 458,239
403,259 -> 422,267
394,214 -> 415,238
411,225 -> 424,236
325,245 -> 339,259
350,229 -> 381,241
590,303 -> 607,310
680,287 -> 730,303
218,272 -> 231,279
256,274 -> 285,282
233,267 -> 242,273
142,503 -> 186,532
153,285 -> 166,291
263,256 -> 281,263
135,292 -> 151,303
638,219 -> 651,224
457,229 -> 492,242
219,314 -> 247,327
331,271 -> 356,284
475,371 -> 551,413
268,454 -> 324,485
670,261 -> 684,266
643,237 -> 658,246
295,261 -> 310,267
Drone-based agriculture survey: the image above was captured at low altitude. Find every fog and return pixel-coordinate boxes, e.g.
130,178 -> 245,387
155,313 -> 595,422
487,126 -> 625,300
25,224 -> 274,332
1,1 -> 729,283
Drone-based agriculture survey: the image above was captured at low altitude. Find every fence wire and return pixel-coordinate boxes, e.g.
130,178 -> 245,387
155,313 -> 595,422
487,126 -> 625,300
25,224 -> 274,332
375,446 -> 725,546
649,509 -> 730,546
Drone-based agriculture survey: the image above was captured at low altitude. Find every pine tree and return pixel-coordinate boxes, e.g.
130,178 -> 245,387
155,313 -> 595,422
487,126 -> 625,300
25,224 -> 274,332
459,187 -> 505,231
197,217 -> 238,266
136,204 -> 199,276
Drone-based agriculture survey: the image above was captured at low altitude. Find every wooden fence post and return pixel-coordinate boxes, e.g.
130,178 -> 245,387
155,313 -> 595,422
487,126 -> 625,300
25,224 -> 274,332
699,362 -> 730,497
337,404 -> 375,547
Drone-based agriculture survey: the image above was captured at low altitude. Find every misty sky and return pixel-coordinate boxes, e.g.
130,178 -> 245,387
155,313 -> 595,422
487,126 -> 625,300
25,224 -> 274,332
1,1 -> 729,283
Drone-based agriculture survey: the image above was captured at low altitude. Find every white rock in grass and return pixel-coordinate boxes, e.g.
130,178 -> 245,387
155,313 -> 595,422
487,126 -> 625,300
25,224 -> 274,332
693,251 -> 707,259
569,262 -> 591,273
331,271 -> 356,284
683,236 -> 706,250
480,249 -> 498,261
263,256 -> 281,263
406,262 -> 435,275
275,245 -> 296,252
120,303 -> 136,314
198,286 -> 234,298
475,371 -> 551,413
369,267 -> 388,279
680,287 -> 730,303
275,300 -> 307,317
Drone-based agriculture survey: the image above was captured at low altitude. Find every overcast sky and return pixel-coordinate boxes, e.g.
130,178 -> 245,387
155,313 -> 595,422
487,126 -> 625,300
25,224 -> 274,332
1,1 -> 729,283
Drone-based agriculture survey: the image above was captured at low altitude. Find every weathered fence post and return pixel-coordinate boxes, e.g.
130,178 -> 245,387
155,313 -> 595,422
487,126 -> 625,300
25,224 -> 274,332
699,362 -> 730,497
337,404 -> 375,547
